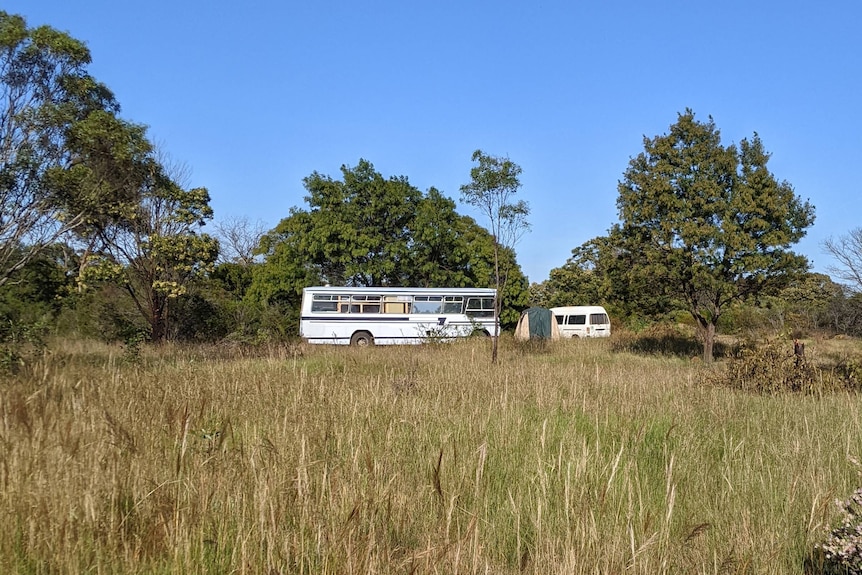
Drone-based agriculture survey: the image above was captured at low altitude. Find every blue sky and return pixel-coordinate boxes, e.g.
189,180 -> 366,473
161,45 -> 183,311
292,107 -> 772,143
6,1 -> 861,283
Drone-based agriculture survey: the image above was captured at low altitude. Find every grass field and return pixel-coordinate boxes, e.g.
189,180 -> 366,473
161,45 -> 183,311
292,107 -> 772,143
1,335 -> 861,574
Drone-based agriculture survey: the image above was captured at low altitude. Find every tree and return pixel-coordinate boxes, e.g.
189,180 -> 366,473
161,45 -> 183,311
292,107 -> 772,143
0,243 -> 74,334
460,150 -> 530,363
752,272 -> 842,334
823,228 -> 862,293
0,12 -> 134,286
80,161 -> 218,342
301,159 -> 422,287
616,110 -> 814,361
541,236 -> 617,308
213,215 -> 266,266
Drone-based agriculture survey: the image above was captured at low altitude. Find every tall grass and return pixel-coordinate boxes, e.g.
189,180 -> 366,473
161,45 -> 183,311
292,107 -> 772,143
0,336 -> 860,573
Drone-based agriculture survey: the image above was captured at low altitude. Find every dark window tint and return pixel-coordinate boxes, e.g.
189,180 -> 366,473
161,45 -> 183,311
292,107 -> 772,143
466,297 -> 495,318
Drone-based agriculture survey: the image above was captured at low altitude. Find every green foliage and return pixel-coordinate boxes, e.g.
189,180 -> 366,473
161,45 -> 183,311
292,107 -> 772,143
81,178 -> 219,341
249,159 -> 531,331
460,150 -> 530,251
0,244 -> 74,323
0,12 -> 133,286
0,244 -> 75,370
540,236 -> 618,308
58,284 -> 147,343
615,110 -> 815,361
742,273 -> 844,335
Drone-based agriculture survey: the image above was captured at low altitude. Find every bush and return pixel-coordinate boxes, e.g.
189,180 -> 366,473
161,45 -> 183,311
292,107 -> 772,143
816,487 -> 862,574
702,337 -> 862,394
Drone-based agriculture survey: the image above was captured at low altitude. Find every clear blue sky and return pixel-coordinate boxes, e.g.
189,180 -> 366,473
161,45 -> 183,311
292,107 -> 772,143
6,1 -> 861,283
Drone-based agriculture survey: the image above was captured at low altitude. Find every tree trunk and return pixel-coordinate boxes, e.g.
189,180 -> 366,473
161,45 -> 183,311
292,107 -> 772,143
491,239 -> 501,365
702,322 -> 715,363
150,295 -> 169,342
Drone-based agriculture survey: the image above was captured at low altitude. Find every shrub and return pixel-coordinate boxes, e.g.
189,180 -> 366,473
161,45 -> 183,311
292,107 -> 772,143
702,337 -> 862,394
817,487 -> 862,574
702,337 -> 817,393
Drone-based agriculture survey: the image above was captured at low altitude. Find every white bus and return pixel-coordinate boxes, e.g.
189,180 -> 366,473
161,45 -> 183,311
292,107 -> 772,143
300,286 -> 497,345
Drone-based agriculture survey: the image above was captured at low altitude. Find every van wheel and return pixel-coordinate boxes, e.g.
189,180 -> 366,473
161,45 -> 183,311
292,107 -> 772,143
350,331 -> 374,346
470,329 -> 491,337
571,334 -> 580,339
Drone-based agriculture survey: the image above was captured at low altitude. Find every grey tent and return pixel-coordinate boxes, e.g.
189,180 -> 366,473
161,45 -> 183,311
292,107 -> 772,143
514,307 -> 561,340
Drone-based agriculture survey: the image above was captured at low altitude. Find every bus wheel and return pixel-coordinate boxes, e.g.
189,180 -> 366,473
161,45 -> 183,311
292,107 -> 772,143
471,329 -> 491,337
350,331 -> 374,346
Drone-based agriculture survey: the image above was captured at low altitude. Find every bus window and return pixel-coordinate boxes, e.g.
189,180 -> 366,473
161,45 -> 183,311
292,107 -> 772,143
384,302 -> 408,313
311,294 -> 344,312
383,295 -> 410,314
352,294 -> 381,302
342,303 -> 381,313
443,296 -> 464,313
466,297 -> 495,318
412,296 -> 443,314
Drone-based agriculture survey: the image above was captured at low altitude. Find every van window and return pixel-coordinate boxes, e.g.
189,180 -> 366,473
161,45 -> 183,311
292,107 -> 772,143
567,315 -> 586,325
590,313 -> 609,325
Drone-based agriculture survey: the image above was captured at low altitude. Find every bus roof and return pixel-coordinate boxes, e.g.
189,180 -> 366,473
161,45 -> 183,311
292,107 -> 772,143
303,286 -> 496,296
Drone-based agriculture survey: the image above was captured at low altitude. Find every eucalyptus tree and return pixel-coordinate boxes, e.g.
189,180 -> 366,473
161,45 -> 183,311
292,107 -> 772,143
616,110 -> 814,361
460,150 -> 530,363
0,12 -> 139,286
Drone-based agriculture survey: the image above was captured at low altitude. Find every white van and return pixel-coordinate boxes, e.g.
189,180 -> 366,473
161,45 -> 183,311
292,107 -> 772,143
550,306 -> 611,338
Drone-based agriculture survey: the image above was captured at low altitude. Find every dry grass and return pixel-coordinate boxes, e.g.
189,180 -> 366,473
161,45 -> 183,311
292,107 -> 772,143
1,335 -> 861,573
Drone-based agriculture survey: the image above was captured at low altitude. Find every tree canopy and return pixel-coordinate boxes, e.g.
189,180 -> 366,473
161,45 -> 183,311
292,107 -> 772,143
615,110 -> 815,360
0,12 -> 142,286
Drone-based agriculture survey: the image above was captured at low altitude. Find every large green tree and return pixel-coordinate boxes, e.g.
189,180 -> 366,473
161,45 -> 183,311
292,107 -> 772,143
616,110 -> 814,361
0,12 -> 137,286
298,159 -> 422,286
